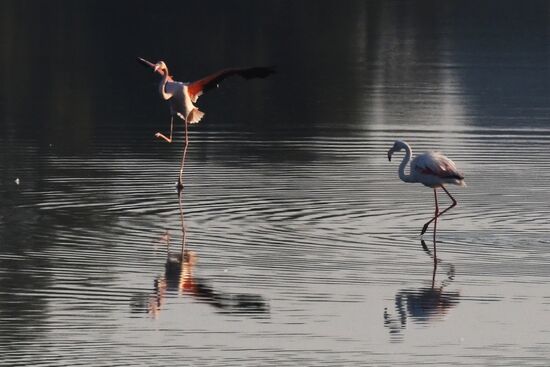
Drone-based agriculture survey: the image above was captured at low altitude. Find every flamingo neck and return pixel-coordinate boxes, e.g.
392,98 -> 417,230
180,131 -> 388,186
159,67 -> 172,100
398,143 -> 415,183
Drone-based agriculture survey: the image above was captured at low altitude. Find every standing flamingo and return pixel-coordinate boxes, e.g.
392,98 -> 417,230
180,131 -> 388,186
387,140 -> 465,250
137,57 -> 275,191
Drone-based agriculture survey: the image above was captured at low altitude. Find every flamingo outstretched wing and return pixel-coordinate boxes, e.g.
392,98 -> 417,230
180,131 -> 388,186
187,66 -> 276,102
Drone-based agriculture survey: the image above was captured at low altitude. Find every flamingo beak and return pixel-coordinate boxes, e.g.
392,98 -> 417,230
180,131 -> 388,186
154,64 -> 160,73
387,149 -> 393,161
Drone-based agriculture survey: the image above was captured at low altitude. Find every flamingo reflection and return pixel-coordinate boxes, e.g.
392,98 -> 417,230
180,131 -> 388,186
141,237 -> 269,318
383,240 -> 460,340
131,194 -> 269,318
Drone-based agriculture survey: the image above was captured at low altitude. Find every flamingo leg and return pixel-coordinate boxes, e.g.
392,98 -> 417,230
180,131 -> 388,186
421,238 -> 440,272
155,116 -> 175,143
178,190 -> 187,254
420,186 -> 458,235
433,188 -> 438,262
431,255 -> 437,289
177,119 -> 189,193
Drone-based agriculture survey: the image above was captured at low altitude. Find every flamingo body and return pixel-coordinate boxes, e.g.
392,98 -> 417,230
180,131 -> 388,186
154,61 -> 205,124
410,151 -> 465,188
387,140 -> 465,188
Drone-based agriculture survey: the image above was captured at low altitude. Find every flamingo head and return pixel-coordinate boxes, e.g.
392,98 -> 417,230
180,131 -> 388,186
387,140 -> 407,161
153,61 -> 168,73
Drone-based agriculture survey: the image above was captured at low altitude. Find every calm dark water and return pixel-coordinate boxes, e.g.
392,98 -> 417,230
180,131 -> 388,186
2,1 -> 550,366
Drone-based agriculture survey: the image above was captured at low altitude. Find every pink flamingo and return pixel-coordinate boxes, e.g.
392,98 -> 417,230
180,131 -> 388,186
387,140 -> 465,249
137,57 -> 275,191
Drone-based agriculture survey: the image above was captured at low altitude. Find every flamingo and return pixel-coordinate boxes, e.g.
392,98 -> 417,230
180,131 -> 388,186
137,57 -> 275,191
387,140 -> 465,248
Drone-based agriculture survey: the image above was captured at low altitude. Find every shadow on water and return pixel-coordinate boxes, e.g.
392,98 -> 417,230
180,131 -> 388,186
130,193 -> 269,318
384,239 -> 460,342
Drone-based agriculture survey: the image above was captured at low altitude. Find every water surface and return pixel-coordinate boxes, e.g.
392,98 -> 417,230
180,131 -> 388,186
1,1 -> 550,366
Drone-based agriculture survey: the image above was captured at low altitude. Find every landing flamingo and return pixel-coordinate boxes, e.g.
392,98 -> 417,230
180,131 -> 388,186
137,57 -> 275,191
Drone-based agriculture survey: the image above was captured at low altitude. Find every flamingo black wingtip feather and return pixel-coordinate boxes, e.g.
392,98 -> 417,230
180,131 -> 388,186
239,66 -> 277,79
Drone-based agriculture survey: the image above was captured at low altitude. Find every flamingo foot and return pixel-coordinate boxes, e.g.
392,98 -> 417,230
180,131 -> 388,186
155,132 -> 172,143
